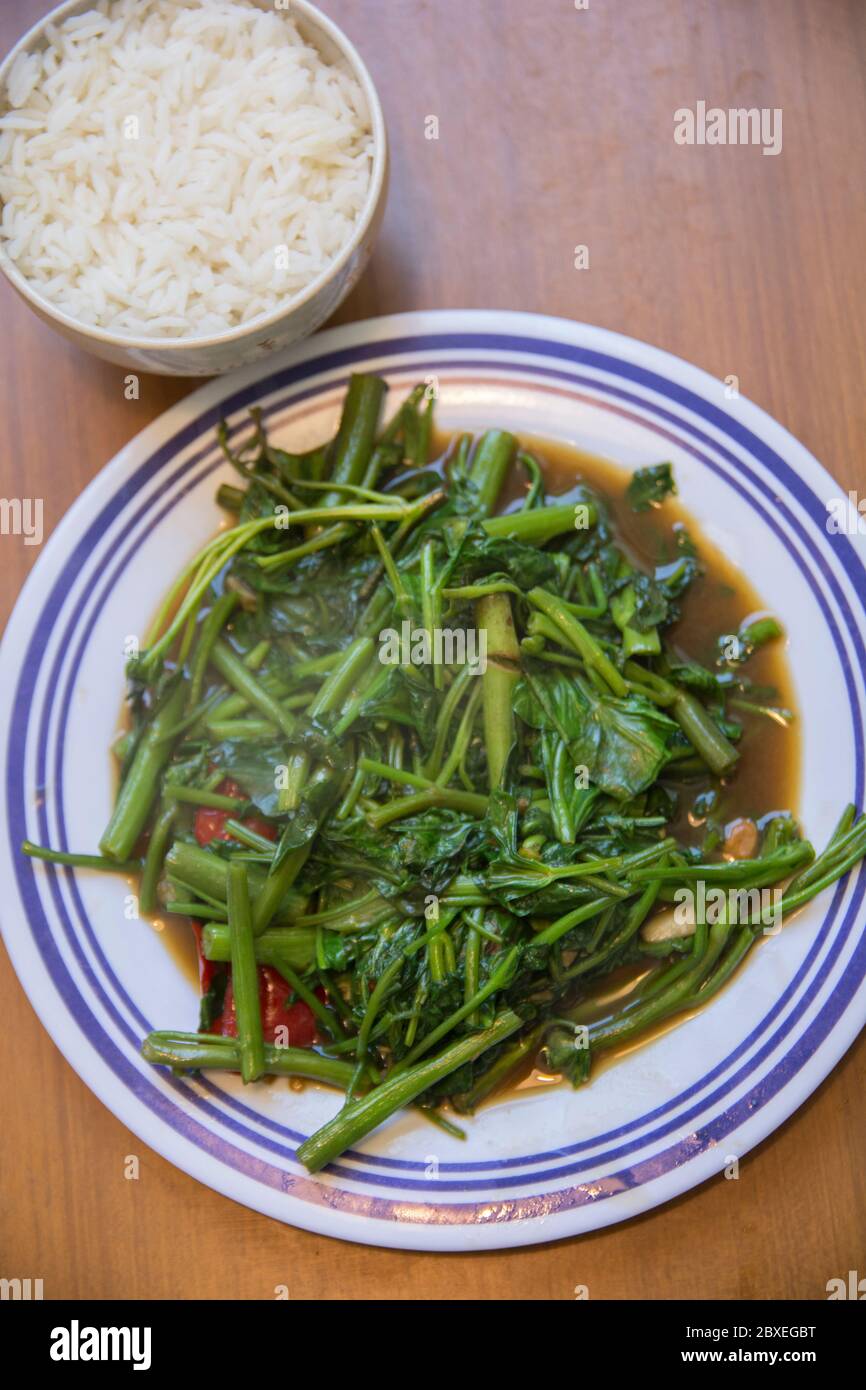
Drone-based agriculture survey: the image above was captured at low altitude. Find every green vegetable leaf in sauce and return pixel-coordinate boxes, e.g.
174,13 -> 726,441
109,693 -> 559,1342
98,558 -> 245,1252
514,668 -> 677,799
626,462 -> 677,512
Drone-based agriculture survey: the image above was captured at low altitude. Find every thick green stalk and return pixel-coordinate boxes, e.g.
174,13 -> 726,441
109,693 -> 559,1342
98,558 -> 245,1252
291,651 -> 342,678
469,429 -> 517,514
630,841 -> 812,885
671,689 -> 739,777
227,863 -> 265,1082
532,894 -> 613,948
100,678 -> 188,861
202,643 -> 276,723
463,914 -> 482,1025
277,637 -> 373,813
202,922 -> 317,973
210,639 -> 296,738
366,786 -> 487,829
316,639 -> 380,717
165,784 -> 247,811
206,719 -> 278,739
332,663 -> 390,738
189,592 -> 239,707
482,500 -> 596,546
164,901 -> 228,920
252,847 -> 311,935
22,842 -> 141,874
141,1032 -> 356,1088
357,757 -> 432,791
319,374 -> 387,510
421,538 -> 443,690
543,734 -> 576,843
165,839 -> 252,902
296,1010 -> 523,1172
380,383 -> 425,444
139,800 -> 176,915
165,841 -> 305,926
527,588 -> 628,695
477,592 -> 520,790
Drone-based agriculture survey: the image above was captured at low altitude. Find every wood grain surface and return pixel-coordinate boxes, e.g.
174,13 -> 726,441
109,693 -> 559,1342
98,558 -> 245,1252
1,0 -> 864,1300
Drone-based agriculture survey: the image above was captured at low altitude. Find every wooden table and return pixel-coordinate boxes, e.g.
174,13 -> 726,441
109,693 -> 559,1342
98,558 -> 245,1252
2,0 -> 864,1300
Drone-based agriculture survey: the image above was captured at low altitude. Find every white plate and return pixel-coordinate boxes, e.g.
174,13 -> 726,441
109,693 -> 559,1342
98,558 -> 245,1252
2,310 -> 865,1251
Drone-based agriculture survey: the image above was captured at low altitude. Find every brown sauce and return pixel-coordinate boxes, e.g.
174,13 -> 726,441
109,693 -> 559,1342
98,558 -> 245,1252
150,907 -> 200,984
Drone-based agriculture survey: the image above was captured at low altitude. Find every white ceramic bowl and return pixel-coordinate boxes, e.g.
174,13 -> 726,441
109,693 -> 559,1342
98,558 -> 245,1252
0,0 -> 388,376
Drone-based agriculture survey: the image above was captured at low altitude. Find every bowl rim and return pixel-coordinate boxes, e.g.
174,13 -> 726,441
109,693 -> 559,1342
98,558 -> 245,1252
0,0 -> 388,352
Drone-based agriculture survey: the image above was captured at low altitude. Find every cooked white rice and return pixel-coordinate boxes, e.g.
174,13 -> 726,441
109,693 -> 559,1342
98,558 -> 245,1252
0,0 -> 374,338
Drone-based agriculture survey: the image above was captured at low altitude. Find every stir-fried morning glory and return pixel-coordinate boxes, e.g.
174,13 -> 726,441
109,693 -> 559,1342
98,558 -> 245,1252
22,377 -> 866,1172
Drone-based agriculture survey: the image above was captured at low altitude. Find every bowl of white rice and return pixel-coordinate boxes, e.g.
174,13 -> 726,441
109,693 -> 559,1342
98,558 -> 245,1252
0,0 -> 387,375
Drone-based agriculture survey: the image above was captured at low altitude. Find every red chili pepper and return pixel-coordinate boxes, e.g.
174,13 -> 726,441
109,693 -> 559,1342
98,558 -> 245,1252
193,778 -> 277,847
189,919 -> 217,995
213,966 -> 323,1047
191,777 -> 306,1050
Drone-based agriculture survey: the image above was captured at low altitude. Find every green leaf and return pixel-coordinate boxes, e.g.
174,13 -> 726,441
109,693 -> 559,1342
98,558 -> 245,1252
543,1025 -> 592,1086
215,738 -> 287,817
317,811 -> 483,906
514,669 -> 676,800
626,573 -> 670,631
626,463 -> 676,512
353,666 -> 439,746
453,532 -> 559,589
198,965 -> 228,1031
